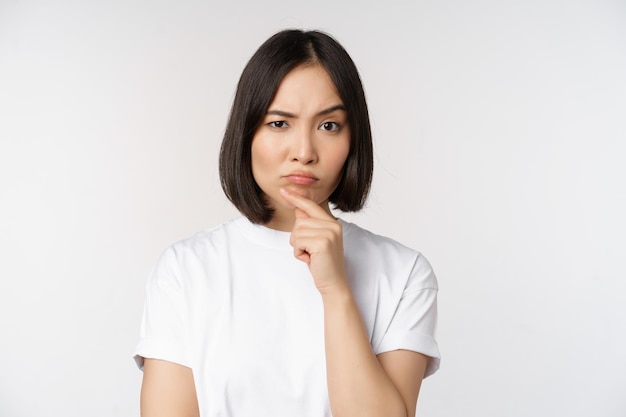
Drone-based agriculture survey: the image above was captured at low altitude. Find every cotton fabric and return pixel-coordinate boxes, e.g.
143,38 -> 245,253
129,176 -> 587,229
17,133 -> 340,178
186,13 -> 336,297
135,216 -> 440,416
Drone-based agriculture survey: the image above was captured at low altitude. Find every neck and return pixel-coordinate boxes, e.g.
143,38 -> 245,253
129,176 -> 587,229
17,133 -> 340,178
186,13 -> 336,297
264,211 -> 296,232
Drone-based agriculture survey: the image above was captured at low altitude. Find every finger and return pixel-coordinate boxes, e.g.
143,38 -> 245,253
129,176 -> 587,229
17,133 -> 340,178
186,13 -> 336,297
290,232 -> 311,264
294,207 -> 309,219
294,248 -> 311,264
279,187 -> 333,220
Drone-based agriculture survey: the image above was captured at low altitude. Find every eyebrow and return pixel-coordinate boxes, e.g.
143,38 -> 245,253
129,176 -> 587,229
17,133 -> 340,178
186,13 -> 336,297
266,104 -> 346,118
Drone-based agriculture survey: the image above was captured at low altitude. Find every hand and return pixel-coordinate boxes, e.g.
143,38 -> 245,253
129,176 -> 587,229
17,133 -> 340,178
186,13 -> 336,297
279,187 -> 349,295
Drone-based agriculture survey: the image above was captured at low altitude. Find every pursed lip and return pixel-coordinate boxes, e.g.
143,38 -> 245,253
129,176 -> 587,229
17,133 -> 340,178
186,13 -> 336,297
283,171 -> 319,185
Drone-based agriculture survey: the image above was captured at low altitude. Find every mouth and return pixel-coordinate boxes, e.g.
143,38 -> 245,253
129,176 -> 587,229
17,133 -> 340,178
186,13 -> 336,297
284,172 -> 319,185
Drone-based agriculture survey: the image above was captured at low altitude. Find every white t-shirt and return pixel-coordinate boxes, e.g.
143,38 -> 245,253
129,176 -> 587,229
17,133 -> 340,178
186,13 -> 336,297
135,216 -> 440,416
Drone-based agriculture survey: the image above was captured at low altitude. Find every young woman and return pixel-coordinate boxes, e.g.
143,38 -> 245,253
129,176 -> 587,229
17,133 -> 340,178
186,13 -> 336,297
135,29 -> 440,417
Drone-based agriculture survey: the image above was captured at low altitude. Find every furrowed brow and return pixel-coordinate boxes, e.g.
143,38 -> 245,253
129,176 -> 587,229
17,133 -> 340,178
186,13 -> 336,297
316,104 -> 346,117
265,105 -> 346,119
266,110 -> 296,118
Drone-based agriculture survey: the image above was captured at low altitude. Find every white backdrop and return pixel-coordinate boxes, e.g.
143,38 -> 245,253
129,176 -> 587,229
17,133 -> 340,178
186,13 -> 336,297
1,0 -> 625,416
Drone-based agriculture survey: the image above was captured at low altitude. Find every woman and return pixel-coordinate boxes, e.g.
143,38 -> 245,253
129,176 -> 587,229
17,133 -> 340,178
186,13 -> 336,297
135,29 -> 440,417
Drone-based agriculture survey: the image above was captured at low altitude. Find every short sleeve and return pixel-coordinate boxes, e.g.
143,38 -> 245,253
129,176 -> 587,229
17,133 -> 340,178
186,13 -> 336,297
134,246 -> 192,370
375,253 -> 440,378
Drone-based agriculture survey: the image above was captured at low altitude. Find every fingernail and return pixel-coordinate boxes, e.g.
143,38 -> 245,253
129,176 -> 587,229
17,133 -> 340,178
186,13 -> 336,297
279,187 -> 289,195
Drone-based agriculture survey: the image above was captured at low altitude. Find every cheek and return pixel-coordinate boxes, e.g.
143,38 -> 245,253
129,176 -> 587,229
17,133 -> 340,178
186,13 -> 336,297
251,139 -> 271,172
254,130 -> 285,153
331,140 -> 351,174
250,143 -> 264,186
251,136 -> 283,187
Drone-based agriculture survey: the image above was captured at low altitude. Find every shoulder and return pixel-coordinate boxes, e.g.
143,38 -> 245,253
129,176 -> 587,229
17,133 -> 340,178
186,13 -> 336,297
149,217 -> 246,283
341,220 -> 414,256
340,219 -> 438,290
166,217 -> 245,258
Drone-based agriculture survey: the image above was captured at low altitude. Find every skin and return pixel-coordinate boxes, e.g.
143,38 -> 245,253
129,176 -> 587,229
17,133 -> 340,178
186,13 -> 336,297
280,188 -> 428,417
251,64 -> 351,232
140,64 -> 429,417
141,359 -> 199,417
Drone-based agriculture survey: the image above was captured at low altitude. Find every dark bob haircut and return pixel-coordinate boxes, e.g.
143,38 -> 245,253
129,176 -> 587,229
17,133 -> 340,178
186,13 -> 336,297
219,29 -> 373,224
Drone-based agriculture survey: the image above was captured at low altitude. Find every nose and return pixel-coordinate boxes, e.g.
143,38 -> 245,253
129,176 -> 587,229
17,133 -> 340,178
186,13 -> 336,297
290,128 -> 317,164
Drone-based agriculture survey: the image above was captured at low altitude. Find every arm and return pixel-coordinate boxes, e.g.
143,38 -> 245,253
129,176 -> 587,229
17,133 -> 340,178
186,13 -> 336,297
378,350 -> 429,417
280,188 -> 428,417
140,358 -> 200,417
322,287 -> 428,417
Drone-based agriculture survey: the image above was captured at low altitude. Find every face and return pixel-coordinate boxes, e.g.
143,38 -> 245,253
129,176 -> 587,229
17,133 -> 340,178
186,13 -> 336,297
251,64 -> 350,225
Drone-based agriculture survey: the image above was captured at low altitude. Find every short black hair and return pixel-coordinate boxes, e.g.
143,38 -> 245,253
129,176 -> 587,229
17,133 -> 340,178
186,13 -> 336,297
219,29 -> 373,224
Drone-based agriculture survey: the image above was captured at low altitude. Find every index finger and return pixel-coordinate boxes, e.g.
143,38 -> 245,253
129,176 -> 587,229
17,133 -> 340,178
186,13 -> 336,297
279,187 -> 334,220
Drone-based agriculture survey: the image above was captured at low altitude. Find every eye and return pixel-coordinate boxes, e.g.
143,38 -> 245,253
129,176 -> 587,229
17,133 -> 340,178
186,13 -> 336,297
268,121 -> 288,129
320,121 -> 341,131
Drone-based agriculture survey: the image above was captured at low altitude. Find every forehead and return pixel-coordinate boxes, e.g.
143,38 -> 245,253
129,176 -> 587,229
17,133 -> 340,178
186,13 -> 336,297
269,64 -> 343,111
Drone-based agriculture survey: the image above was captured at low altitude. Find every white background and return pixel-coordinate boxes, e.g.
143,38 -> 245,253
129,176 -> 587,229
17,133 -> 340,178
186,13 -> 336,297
1,0 -> 625,416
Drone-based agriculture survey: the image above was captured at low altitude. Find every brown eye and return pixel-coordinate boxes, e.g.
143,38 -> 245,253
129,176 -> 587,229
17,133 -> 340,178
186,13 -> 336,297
320,122 -> 340,131
269,121 -> 288,128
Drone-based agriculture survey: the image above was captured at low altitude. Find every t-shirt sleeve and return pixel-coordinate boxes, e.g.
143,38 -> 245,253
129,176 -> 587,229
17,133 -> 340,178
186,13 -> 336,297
134,246 -> 192,370
375,253 -> 440,378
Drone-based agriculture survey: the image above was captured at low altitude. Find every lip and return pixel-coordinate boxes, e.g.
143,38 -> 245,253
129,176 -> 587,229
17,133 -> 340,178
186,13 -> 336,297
283,172 -> 319,185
